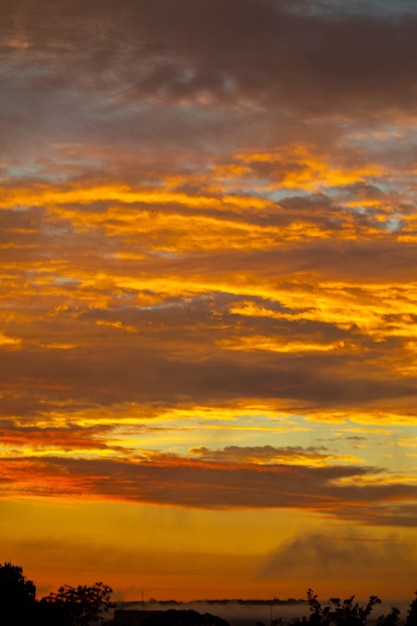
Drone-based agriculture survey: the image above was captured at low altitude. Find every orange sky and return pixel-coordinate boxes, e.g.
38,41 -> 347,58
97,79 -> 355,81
1,0 -> 417,604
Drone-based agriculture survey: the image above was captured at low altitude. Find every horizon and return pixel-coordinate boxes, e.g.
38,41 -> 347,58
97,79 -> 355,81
73,596 -> 417,625
1,0 -> 417,603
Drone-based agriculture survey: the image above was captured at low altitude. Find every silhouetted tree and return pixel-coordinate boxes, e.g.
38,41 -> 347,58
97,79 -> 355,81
43,581 -> 113,626
305,590 -> 381,626
36,598 -> 73,626
0,561 -> 36,625
376,607 -> 400,626
405,592 -> 417,626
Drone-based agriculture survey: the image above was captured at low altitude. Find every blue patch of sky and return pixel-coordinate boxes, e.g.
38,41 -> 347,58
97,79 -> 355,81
343,124 -> 417,153
226,185 -> 310,204
5,165 -> 41,178
41,223 -> 74,237
11,204 -> 38,213
341,203 -> 399,231
301,0 -> 417,18
328,179 -> 393,198
53,277 -> 80,287
383,217 -> 403,232
151,250 -> 180,259
267,189 -> 308,203
6,168 -> 72,184
6,152 -> 104,183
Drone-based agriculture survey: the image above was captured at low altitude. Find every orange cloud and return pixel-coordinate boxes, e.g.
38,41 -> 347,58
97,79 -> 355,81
1,453 -> 417,528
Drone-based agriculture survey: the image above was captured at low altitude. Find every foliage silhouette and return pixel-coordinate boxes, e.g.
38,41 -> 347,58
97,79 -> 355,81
405,592 -> 417,626
0,561 -> 36,625
289,590 -> 382,626
376,606 -> 401,626
36,598 -> 73,626
305,588 -> 381,626
1,563 -> 417,626
42,581 -> 113,625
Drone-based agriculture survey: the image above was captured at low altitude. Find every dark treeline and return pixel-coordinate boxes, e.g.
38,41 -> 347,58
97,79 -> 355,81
1,561 -> 417,626
151,599 -> 305,606
0,562 -> 112,626
264,589 -> 417,626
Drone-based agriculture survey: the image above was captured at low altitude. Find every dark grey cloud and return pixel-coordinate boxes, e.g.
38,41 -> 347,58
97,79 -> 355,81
2,454 -> 417,526
2,0 -> 417,224
1,327 -> 416,420
3,0 -> 417,125
1,252 -> 417,423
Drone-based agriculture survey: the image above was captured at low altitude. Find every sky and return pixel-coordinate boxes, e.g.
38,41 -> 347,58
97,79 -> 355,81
1,0 -> 417,604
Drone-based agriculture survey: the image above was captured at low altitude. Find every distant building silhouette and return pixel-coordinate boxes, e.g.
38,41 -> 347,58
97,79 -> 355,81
114,610 -> 165,625
113,609 -> 229,626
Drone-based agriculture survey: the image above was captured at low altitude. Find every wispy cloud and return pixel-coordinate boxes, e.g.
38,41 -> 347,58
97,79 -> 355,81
260,530 -> 417,578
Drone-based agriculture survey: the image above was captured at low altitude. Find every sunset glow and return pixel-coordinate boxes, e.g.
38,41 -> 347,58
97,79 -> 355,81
1,0 -> 417,603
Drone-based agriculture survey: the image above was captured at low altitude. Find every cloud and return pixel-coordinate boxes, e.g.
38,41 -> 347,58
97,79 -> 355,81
4,0 -> 417,120
4,0 -> 417,183
1,454 -> 417,526
260,530 -> 417,579
0,423 -> 126,455
1,262 -> 417,427
188,444 -> 358,466
1,334 -> 415,421
1,0 -> 417,560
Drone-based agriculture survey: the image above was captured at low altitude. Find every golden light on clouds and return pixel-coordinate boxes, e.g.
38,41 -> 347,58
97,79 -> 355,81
1,0 -> 417,604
